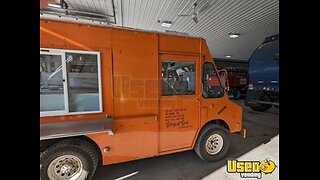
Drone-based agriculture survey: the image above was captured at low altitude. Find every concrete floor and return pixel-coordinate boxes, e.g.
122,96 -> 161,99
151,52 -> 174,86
93,100 -> 279,180
203,135 -> 279,180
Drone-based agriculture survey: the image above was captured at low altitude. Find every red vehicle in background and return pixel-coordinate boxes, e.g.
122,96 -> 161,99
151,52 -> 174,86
215,60 -> 249,100
226,68 -> 248,99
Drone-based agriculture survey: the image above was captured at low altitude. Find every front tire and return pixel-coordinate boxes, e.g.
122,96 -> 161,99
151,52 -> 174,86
194,125 -> 230,161
40,139 -> 99,180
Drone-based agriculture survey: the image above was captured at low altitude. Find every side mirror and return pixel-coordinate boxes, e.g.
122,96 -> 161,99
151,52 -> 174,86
219,69 -> 230,91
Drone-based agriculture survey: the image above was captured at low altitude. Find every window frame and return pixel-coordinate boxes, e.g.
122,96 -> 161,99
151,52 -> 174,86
40,51 -> 69,116
40,48 -> 103,117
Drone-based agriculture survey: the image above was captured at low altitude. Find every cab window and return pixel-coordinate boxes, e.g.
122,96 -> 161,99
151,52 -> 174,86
202,62 -> 224,98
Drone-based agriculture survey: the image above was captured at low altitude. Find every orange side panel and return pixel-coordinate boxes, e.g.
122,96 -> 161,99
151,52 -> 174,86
201,40 -> 213,61
159,95 -> 200,151
40,20 -> 112,50
111,29 -> 159,117
200,96 -> 242,133
159,35 -> 200,54
40,0 -> 54,8
87,116 -> 158,165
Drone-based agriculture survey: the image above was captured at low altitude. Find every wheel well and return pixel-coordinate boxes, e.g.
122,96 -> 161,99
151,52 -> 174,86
201,119 -> 230,132
40,136 -> 102,164
193,119 -> 230,149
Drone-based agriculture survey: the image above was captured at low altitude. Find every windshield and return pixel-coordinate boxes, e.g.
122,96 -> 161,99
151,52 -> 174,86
202,62 -> 224,98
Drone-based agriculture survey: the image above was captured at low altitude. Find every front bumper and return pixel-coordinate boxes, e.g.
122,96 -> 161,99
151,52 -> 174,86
236,128 -> 247,138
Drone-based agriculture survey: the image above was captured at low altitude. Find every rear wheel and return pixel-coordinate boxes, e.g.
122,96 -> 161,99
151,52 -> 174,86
40,138 -> 99,180
194,125 -> 230,161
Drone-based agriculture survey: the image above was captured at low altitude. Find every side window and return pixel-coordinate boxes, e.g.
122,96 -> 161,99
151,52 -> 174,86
40,49 -> 102,116
66,53 -> 100,112
202,62 -> 224,98
162,61 -> 195,96
40,54 -> 65,112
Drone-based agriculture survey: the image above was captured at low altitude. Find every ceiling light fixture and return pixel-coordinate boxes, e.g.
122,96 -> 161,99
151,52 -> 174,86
229,33 -> 240,38
165,30 -> 189,36
161,21 -> 172,28
225,55 -> 232,58
48,3 -> 62,8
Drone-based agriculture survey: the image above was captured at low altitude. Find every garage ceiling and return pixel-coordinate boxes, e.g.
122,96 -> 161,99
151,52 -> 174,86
41,0 -> 279,61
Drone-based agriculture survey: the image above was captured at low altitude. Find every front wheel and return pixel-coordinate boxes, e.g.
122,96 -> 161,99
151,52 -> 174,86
194,125 -> 230,161
40,139 -> 99,180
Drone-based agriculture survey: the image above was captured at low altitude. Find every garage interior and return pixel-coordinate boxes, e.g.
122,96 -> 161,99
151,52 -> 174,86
40,0 -> 279,179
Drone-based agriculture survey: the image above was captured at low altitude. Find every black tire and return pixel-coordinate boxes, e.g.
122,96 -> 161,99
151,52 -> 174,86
40,138 -> 99,180
249,95 -> 272,112
194,125 -> 230,162
250,103 -> 272,112
232,89 -> 241,100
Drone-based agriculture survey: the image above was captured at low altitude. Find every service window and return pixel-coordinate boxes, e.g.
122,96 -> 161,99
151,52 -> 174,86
162,61 -> 195,96
202,62 -> 224,98
66,53 -> 100,112
40,53 -> 66,112
40,49 -> 102,117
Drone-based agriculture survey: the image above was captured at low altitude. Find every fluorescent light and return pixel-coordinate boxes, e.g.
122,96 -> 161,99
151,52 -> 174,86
225,55 -> 232,58
229,33 -> 240,38
161,21 -> 172,28
165,30 -> 189,35
48,3 -> 61,8
229,34 -> 239,38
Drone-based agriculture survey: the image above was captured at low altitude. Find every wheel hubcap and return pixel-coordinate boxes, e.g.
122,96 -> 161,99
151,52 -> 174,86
205,134 -> 223,155
48,155 -> 83,179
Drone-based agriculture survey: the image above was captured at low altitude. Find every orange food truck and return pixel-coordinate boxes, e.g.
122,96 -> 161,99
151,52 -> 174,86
40,18 -> 246,180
